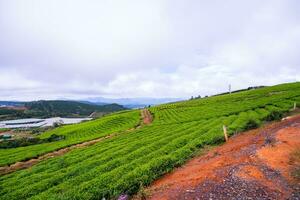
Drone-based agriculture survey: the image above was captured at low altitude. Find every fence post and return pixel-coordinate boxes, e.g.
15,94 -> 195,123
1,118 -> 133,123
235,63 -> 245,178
223,125 -> 228,142
294,102 -> 297,110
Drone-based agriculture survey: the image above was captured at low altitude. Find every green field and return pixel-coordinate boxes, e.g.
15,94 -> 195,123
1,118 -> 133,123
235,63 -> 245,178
0,111 -> 140,166
0,82 -> 300,200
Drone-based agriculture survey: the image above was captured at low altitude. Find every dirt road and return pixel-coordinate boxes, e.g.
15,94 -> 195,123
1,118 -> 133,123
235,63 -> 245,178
143,115 -> 300,200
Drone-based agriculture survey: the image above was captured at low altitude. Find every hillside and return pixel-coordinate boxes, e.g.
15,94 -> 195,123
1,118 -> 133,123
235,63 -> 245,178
0,82 -> 299,199
146,115 -> 300,199
0,100 -> 126,120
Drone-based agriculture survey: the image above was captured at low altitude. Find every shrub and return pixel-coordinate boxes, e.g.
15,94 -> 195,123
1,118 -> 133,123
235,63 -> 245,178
266,110 -> 283,121
0,134 -> 66,149
245,119 -> 260,129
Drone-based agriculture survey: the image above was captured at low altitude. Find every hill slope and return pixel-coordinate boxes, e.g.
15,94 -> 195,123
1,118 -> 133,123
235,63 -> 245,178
146,115 -> 300,199
0,100 -> 126,120
0,110 -> 140,166
0,82 -> 299,200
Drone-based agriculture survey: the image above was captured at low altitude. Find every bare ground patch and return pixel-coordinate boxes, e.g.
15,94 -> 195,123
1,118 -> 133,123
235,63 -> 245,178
139,115 -> 300,200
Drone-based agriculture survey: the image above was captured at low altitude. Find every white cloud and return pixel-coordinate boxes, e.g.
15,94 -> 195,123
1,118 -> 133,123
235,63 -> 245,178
0,0 -> 299,100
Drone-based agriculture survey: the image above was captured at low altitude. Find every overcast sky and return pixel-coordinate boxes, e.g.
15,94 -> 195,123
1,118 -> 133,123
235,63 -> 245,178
0,0 -> 300,101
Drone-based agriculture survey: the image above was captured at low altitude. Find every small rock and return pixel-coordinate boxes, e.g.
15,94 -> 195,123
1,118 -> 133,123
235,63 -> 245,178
186,189 -> 195,193
118,194 -> 129,200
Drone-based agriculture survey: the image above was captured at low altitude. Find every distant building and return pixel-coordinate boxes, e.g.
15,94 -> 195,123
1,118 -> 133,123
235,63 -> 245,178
0,117 -> 92,129
0,119 -> 45,129
1,134 -> 12,140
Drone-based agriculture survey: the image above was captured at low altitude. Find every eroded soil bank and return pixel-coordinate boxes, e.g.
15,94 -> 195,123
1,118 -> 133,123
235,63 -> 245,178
141,115 -> 300,200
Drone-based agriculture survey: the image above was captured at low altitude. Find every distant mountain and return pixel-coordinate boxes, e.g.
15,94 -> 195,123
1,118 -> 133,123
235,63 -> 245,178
76,100 -> 108,106
0,101 -> 25,107
82,97 -> 184,108
123,104 -> 148,109
0,100 -> 125,120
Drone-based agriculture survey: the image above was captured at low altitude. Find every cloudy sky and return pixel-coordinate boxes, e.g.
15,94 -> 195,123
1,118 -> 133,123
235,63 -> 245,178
0,0 -> 300,101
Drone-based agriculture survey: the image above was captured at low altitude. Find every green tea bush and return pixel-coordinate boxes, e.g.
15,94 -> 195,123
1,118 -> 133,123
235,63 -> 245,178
1,82 -> 300,200
0,111 -> 140,166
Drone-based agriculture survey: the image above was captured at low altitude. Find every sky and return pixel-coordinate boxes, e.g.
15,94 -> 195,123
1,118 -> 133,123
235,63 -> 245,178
0,0 -> 300,101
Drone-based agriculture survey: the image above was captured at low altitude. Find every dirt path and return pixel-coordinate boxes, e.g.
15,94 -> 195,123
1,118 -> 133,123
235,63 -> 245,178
0,110 -> 153,175
141,109 -> 153,125
0,133 -> 118,175
141,115 -> 300,200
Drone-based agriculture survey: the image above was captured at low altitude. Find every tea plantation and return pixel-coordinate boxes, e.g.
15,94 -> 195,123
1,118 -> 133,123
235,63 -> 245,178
0,82 -> 299,200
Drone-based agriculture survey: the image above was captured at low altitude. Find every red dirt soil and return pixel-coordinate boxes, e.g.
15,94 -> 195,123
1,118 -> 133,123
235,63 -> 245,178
141,115 -> 300,200
0,106 -> 27,111
141,109 -> 153,125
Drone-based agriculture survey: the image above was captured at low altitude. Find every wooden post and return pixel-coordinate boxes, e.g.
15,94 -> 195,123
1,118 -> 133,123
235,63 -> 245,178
223,125 -> 228,142
294,102 -> 297,110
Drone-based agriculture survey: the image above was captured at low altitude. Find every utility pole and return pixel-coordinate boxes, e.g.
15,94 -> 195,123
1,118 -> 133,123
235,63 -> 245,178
229,84 -> 232,94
